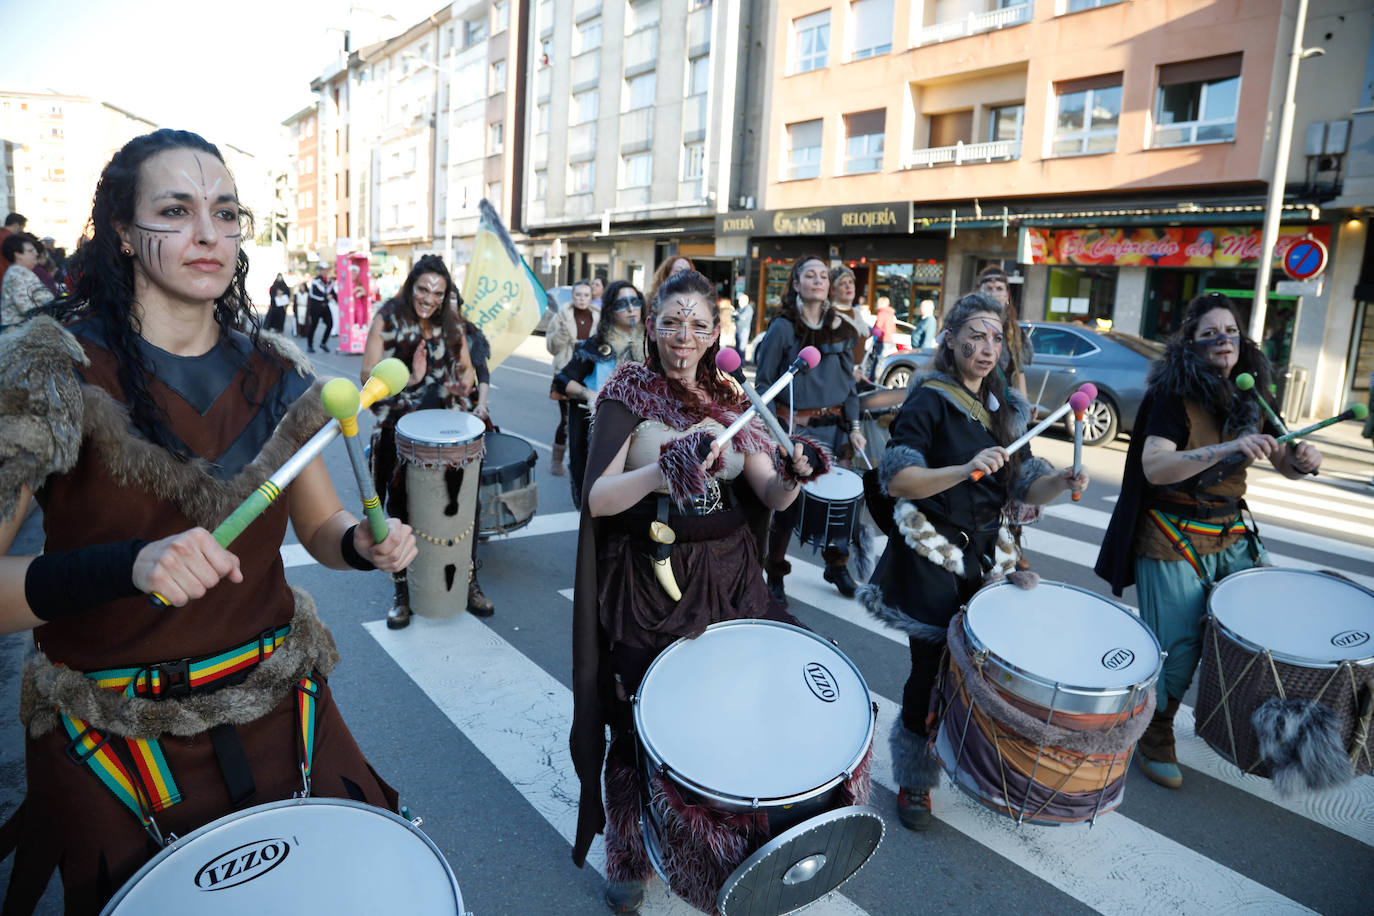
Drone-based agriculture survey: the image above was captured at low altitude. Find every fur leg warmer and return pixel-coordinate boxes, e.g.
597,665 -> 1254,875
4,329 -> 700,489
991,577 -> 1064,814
1252,697 -> 1354,795
652,775 -> 769,915
855,584 -> 947,643
658,430 -> 720,507
890,719 -> 942,793
603,752 -> 651,884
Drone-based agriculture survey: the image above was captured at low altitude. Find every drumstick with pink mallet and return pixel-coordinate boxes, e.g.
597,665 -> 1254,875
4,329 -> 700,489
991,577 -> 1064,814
709,345 -> 821,452
1069,383 -> 1097,501
147,358 -> 410,608
715,348 -> 800,454
969,382 -> 1099,482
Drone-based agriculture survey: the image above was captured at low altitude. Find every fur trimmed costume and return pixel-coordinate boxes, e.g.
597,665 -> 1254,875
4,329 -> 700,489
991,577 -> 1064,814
857,370 -> 1051,791
0,317 -> 395,914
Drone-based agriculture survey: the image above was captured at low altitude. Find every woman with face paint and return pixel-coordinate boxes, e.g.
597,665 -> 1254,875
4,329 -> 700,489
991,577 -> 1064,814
857,293 -> 1087,832
754,254 -> 866,602
0,129 -> 417,913
555,280 -> 647,508
829,264 -> 870,376
1094,292 -> 1321,790
362,255 -> 494,626
569,270 -> 826,913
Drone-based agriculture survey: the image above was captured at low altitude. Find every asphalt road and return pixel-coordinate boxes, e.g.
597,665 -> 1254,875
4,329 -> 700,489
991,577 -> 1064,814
2,332 -> 1371,915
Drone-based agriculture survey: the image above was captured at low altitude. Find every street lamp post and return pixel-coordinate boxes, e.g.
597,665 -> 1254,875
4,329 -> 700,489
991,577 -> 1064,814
405,50 -> 458,266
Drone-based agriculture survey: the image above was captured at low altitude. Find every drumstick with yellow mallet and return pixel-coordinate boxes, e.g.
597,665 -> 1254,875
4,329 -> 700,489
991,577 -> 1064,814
969,382 -> 1099,482
321,377 -> 389,544
147,357 -> 410,608
1069,384 -> 1096,501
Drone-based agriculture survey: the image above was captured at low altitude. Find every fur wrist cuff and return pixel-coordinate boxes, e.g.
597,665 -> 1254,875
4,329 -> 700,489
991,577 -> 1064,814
775,433 -> 832,483
658,430 -> 720,507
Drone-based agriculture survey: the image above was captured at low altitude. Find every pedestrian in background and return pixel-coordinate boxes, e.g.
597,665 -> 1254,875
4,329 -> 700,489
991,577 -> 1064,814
293,279 -> 309,337
545,279 -> 600,476
0,212 -> 28,291
646,253 -> 694,308
734,291 -> 754,358
911,299 -> 937,349
1,232 -> 55,331
265,273 -> 290,332
305,262 -> 334,352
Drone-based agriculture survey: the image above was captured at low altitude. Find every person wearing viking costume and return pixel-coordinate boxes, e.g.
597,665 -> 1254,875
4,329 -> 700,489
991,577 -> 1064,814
857,293 -> 1087,832
569,269 -> 835,914
0,130 -> 417,914
754,255 -> 866,603
361,255 -> 494,627
1094,292 -> 1321,790
554,280 -> 647,509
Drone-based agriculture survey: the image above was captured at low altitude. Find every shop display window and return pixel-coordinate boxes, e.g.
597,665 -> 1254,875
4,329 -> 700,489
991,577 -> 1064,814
1045,266 -> 1116,323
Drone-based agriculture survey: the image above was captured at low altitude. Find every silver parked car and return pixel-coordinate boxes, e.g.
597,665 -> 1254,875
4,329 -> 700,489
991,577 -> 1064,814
874,321 -> 1164,445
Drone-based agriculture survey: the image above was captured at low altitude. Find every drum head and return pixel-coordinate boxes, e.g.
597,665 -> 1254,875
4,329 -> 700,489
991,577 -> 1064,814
635,621 -> 873,804
801,467 -> 863,500
716,807 -> 884,916
102,799 -> 463,914
965,582 -> 1161,691
395,409 -> 485,447
1209,568 -> 1374,666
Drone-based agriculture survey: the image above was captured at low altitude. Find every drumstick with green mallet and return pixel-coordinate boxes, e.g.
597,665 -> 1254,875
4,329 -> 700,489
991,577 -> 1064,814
321,377 -> 389,544
147,358 -> 410,608
1275,403 -> 1368,443
1235,372 -> 1317,477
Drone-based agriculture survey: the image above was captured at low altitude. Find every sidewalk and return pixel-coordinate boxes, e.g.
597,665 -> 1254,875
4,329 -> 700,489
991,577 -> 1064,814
1294,413 -> 1372,485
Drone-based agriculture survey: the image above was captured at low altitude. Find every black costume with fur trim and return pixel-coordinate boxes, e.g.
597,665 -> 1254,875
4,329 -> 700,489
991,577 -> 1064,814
0,317 -> 395,914
856,370 -> 1050,791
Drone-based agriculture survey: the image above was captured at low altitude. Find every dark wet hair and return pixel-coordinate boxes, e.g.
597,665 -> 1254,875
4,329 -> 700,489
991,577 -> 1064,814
1172,291 -> 1274,392
934,292 -> 1023,480
644,269 -> 742,410
392,254 -> 464,355
43,128 -> 257,454
586,280 -> 642,352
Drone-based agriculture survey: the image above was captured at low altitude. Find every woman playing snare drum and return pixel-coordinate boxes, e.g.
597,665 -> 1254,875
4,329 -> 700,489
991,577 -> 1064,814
858,293 -> 1087,832
362,255 -> 494,626
569,269 -> 825,914
1094,292 -> 1321,790
0,130 -> 416,914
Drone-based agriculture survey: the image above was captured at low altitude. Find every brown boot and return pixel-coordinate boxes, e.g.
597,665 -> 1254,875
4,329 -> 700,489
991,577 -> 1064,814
467,568 -> 494,617
1136,696 -> 1183,788
386,572 -> 412,629
551,443 -> 566,477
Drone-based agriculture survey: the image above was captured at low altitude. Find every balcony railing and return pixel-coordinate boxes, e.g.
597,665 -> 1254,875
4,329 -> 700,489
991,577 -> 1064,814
915,3 -> 1031,46
901,138 -> 1020,169
687,5 -> 713,49
682,94 -> 708,138
572,50 -> 600,89
625,28 -> 658,72
620,107 -> 654,150
569,122 -> 597,159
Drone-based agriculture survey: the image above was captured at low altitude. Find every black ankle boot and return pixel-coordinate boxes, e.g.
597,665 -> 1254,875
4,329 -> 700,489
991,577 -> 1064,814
386,573 -> 412,629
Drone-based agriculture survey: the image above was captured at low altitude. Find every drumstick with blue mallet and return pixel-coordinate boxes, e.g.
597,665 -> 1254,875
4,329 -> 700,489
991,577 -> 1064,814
147,358 -> 410,608
1069,384 -> 1097,501
321,377 -> 390,544
969,382 -> 1099,482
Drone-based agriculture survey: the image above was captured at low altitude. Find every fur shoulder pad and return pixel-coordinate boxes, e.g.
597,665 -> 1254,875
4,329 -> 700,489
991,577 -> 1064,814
256,328 -> 315,378
0,316 -> 88,521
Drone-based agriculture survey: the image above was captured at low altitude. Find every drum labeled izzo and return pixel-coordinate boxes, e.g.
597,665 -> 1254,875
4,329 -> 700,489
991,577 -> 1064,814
1196,568 -> 1374,793
394,409 -> 486,617
101,799 -> 467,915
478,431 -> 539,538
633,620 -> 883,916
933,581 -> 1162,825
793,467 -> 864,552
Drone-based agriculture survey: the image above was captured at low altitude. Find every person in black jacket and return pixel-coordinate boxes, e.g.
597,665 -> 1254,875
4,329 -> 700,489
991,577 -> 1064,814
265,273 -> 289,332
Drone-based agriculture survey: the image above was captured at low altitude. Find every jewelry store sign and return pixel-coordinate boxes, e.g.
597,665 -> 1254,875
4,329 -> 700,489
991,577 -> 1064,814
715,202 -> 913,237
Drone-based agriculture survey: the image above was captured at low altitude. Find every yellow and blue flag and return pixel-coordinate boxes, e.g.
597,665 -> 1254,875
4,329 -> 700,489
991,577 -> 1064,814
461,199 -> 547,371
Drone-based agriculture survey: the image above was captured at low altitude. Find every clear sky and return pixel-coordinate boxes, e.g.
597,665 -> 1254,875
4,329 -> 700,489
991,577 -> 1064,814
0,0 -> 447,157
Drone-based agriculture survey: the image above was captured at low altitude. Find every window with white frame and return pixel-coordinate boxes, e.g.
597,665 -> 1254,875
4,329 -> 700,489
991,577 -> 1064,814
493,0 -> 509,33
627,0 -> 661,34
1053,76 -> 1122,156
488,122 -> 504,155
534,169 -> 548,199
687,55 -> 710,97
490,60 -> 507,95
486,180 -> 503,203
849,0 -> 892,60
986,103 -> 1024,143
536,103 -> 550,133
576,18 -> 602,55
569,160 -> 595,194
843,110 -> 885,174
1064,0 -> 1126,12
786,119 -> 823,179
1154,54 -> 1241,147
682,142 -> 705,179
626,72 -> 656,111
792,11 -> 829,74
464,17 -> 488,48
623,152 -> 653,187
572,90 -> 598,125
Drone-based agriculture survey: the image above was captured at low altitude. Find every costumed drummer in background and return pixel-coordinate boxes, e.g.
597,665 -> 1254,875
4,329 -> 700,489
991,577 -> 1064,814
361,255 -> 495,628
754,254 -> 865,602
1093,292 -> 1321,790
0,129 -> 416,914
554,279 -> 647,509
857,293 -> 1087,832
569,269 -> 824,914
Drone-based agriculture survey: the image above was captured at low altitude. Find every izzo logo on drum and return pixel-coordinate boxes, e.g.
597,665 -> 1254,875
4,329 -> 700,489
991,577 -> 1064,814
1101,648 -> 1135,671
1332,630 -> 1371,649
195,838 -> 291,891
804,662 -> 839,703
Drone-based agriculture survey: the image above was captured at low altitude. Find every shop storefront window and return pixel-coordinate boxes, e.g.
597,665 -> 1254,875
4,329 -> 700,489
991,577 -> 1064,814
1045,266 -> 1116,324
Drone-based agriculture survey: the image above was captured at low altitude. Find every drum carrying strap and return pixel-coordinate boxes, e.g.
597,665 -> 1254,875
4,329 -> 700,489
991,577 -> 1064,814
921,380 -> 991,433
1146,509 -> 1253,585
295,675 -> 322,796
60,712 -> 175,845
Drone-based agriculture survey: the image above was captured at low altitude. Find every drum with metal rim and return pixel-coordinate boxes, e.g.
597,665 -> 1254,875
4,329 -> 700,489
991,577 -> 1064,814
101,798 -> 466,915
478,432 -> 539,538
793,467 -> 864,550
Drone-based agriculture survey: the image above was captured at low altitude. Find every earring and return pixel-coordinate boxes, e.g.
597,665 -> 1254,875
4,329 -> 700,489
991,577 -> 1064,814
121,246 -> 133,256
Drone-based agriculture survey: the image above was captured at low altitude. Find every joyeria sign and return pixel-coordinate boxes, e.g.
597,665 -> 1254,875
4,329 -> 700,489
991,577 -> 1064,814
715,201 -> 913,237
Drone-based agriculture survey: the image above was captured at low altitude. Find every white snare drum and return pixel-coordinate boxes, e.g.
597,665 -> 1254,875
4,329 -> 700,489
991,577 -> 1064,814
479,432 -> 539,538
395,410 -> 486,618
963,581 -> 1162,719
101,799 -> 465,915
793,467 -> 864,550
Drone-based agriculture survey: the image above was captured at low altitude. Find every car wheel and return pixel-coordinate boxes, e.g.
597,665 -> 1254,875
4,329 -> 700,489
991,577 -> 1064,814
883,366 -> 913,390
1066,395 -> 1119,445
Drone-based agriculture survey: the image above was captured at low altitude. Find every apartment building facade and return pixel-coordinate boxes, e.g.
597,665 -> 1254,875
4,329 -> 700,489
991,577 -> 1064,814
283,105 -> 321,263
520,0 -> 765,295
729,0 -> 1372,418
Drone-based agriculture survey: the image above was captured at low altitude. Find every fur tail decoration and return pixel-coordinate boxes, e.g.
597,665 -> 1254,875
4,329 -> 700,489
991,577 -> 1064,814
890,719 -> 942,792
658,430 -> 720,507
651,774 -> 769,915
1004,569 -> 1040,590
850,521 -> 877,581
603,752 -> 652,883
841,742 -> 875,806
855,584 -> 948,642
1252,697 -> 1354,796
